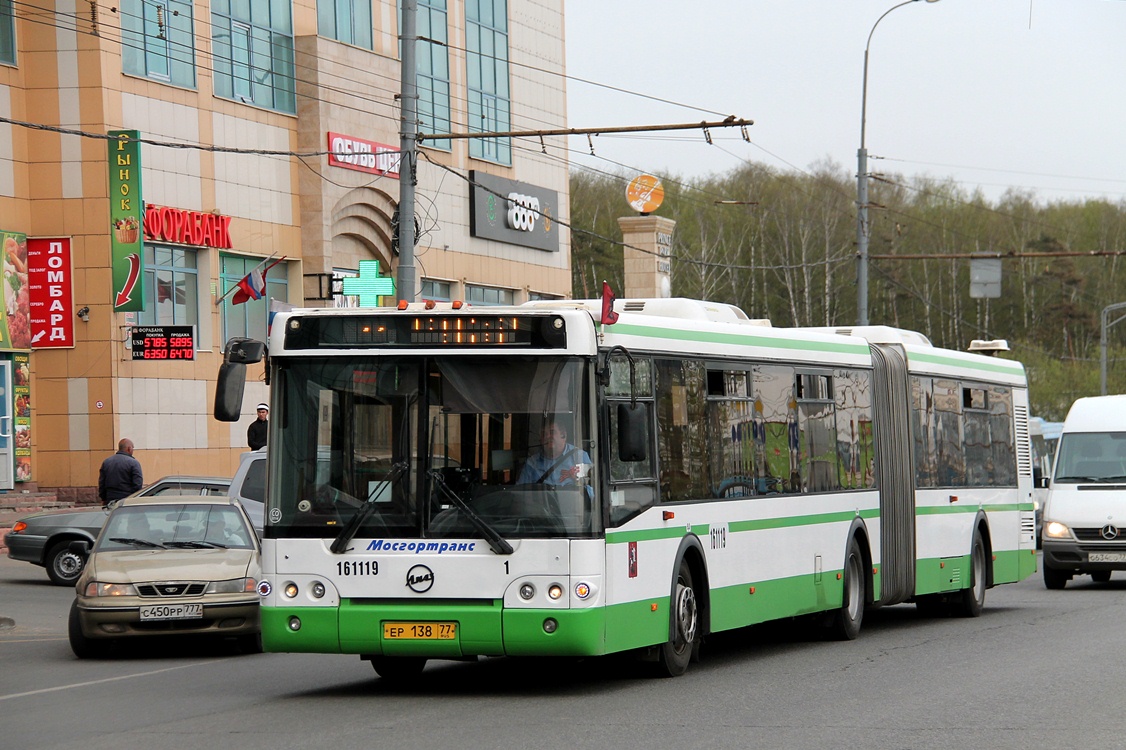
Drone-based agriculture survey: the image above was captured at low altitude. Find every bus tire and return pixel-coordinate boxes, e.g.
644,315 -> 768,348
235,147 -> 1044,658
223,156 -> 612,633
370,656 -> 427,681
657,558 -> 699,677
1043,564 -> 1069,590
954,528 -> 987,618
829,536 -> 865,640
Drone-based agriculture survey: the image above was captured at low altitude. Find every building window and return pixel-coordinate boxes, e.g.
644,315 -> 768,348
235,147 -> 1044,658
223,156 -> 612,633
221,255 -> 289,341
121,0 -> 196,88
465,284 -> 513,306
318,0 -> 371,49
466,0 -> 510,164
212,0 -> 295,113
137,245 -> 199,326
407,0 -> 451,150
420,279 -> 451,301
0,0 -> 14,65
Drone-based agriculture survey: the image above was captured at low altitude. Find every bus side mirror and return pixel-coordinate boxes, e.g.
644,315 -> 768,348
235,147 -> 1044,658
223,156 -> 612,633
214,338 -> 265,422
617,403 -> 649,462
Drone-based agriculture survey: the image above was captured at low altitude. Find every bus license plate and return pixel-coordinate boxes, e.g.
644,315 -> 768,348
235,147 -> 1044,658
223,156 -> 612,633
383,622 -> 457,640
1088,552 -> 1126,563
140,603 -> 204,620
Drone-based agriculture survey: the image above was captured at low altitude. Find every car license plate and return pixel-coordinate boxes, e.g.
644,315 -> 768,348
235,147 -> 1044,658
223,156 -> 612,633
383,622 -> 457,640
1088,552 -> 1126,563
140,603 -> 204,621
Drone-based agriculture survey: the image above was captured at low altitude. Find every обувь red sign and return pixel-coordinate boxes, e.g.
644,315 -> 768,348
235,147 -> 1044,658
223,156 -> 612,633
28,237 -> 74,349
327,132 -> 401,178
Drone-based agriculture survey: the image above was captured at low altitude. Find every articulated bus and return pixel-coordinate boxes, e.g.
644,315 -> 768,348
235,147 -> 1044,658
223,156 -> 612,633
214,297 -> 1037,679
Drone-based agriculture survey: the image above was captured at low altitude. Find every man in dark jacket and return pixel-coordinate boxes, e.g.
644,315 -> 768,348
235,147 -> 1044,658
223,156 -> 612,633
98,438 -> 143,506
247,403 -> 269,450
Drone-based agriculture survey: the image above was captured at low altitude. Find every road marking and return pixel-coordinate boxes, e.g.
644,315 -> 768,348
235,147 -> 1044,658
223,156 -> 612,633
0,661 -> 219,701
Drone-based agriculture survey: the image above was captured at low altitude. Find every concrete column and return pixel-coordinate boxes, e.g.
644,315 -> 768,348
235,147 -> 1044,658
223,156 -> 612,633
618,215 -> 676,298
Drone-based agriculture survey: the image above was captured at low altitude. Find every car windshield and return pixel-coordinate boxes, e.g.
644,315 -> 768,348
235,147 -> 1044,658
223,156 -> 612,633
98,504 -> 255,550
1053,432 -> 1126,483
269,355 -> 597,540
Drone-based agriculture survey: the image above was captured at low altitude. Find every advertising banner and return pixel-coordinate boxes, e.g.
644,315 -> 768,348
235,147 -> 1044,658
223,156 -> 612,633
13,351 -> 30,482
108,130 -> 144,312
469,171 -> 559,252
0,230 -> 32,351
28,237 -> 75,348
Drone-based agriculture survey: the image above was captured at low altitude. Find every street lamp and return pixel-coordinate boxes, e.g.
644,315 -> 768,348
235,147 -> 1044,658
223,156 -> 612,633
856,0 -> 940,326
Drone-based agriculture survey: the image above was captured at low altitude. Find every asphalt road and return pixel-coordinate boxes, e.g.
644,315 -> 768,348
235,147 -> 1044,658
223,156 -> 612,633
3,552 -> 1125,750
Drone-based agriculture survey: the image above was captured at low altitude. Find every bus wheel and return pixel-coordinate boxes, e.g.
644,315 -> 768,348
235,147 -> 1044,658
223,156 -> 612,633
370,656 -> 427,681
953,529 -> 987,618
829,537 -> 865,640
1043,564 -> 1069,590
657,559 -> 699,677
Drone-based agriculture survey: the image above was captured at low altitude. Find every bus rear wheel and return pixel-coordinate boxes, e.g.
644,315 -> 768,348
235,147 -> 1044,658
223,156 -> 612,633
370,656 -> 427,681
953,529 -> 987,618
657,559 -> 699,677
829,536 -> 865,640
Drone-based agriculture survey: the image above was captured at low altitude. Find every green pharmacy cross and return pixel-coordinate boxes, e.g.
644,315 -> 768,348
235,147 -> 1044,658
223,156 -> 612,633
341,260 -> 396,306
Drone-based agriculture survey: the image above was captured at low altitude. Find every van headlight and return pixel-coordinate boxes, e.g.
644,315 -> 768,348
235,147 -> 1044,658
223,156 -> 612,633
1044,521 -> 1073,540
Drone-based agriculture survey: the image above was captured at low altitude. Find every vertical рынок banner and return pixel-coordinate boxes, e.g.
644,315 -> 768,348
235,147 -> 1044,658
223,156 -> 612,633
108,130 -> 144,312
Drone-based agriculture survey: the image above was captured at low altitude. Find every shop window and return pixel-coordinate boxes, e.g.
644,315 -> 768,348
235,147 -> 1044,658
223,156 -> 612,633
211,0 -> 295,113
466,0 -> 510,164
318,0 -> 372,49
221,254 -> 288,342
121,0 -> 196,88
137,245 -> 199,326
465,284 -> 513,306
420,279 -> 451,301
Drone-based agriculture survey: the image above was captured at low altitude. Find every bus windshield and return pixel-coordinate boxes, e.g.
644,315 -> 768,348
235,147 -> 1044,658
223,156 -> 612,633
269,356 -> 597,540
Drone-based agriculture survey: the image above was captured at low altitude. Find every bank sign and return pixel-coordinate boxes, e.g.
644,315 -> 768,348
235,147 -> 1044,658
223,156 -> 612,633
468,171 -> 559,252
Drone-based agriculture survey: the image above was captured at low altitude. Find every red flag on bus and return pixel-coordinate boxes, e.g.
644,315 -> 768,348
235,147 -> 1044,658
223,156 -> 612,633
601,281 -> 619,325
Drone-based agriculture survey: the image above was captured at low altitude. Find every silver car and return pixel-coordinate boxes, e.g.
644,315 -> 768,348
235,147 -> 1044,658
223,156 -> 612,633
68,494 -> 261,658
4,476 -> 231,585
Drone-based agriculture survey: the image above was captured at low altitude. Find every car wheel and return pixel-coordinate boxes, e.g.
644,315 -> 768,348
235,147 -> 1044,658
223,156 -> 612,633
1043,564 -> 1070,590
68,600 -> 109,659
1091,571 -> 1112,583
238,633 -> 263,654
47,541 -> 87,586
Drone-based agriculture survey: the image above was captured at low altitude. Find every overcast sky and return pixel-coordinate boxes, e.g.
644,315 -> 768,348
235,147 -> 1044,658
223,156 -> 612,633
563,0 -> 1126,205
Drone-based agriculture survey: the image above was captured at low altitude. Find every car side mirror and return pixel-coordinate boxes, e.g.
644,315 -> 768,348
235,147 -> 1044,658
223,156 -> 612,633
69,540 -> 91,556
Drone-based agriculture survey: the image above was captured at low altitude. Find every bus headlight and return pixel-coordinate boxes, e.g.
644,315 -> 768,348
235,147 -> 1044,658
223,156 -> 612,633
1044,521 -> 1072,540
284,582 -> 299,598
575,582 -> 591,600
311,581 -> 326,599
547,584 -> 564,600
519,583 -> 535,600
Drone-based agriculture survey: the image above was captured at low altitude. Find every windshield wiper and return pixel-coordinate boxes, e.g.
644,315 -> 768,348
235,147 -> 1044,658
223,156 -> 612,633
166,540 -> 226,548
330,462 -> 408,554
108,537 -> 165,548
1056,476 -> 1103,483
429,469 -> 514,555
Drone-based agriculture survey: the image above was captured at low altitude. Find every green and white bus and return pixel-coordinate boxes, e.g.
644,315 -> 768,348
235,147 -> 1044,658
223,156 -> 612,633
214,297 -> 1037,678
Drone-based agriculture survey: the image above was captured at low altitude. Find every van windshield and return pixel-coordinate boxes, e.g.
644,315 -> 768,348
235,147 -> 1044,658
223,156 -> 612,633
1053,432 -> 1126,483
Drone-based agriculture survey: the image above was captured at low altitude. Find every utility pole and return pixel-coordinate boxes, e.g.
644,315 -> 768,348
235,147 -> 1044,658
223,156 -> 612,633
397,0 -> 418,303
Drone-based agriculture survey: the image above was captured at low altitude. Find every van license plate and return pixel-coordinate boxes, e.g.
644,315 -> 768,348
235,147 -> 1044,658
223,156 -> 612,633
1088,552 -> 1126,563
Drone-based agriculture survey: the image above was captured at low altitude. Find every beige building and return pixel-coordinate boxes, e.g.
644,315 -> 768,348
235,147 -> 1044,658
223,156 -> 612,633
0,0 -> 569,501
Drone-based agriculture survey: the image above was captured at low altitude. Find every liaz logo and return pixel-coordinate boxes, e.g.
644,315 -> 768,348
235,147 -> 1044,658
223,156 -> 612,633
406,564 -> 434,593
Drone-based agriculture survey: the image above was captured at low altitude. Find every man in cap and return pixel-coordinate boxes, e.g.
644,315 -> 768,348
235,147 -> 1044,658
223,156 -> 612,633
248,403 -> 269,450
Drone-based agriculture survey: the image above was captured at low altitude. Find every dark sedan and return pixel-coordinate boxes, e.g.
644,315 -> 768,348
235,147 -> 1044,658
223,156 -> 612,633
5,476 -> 231,585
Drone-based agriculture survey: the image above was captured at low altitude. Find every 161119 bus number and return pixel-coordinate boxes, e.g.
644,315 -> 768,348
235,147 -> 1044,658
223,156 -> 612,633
337,560 -> 379,576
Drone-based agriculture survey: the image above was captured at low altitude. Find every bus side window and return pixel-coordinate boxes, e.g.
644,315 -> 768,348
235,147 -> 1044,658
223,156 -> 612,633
608,399 -> 657,525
